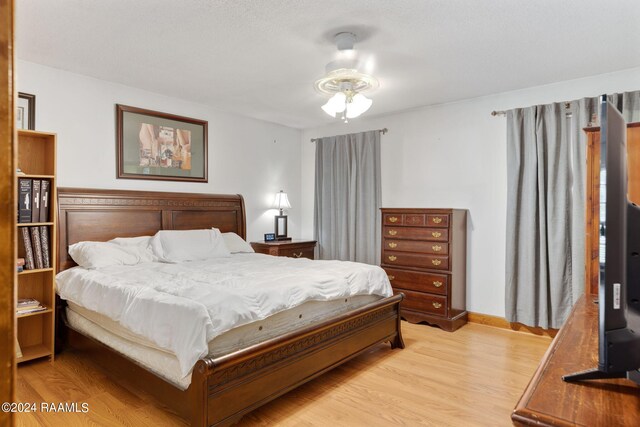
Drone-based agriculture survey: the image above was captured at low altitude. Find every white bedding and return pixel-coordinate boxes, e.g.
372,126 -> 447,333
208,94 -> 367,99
56,253 -> 392,376
66,294 -> 381,390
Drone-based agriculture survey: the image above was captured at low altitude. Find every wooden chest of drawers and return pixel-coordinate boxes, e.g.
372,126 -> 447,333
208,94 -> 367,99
381,208 -> 467,331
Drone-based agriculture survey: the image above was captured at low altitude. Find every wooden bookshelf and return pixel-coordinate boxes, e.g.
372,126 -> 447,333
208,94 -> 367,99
16,129 -> 56,364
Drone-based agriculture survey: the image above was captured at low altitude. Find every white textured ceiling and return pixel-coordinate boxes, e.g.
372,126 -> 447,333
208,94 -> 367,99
16,0 -> 640,129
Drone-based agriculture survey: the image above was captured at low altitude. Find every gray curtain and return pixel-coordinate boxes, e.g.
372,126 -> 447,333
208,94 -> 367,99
314,130 -> 381,264
506,91 -> 640,329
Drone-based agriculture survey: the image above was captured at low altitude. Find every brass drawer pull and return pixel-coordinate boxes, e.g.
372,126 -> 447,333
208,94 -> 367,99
432,302 -> 442,309
388,230 -> 397,236
432,217 -> 443,224
292,252 -> 303,258
389,216 -> 399,223
432,245 -> 442,252
388,256 -> 397,262
388,242 -> 398,248
431,231 -> 441,238
433,280 -> 443,288
388,275 -> 395,281
431,259 -> 442,266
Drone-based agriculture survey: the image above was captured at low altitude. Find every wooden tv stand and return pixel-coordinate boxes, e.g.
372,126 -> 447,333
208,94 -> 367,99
512,295 -> 640,426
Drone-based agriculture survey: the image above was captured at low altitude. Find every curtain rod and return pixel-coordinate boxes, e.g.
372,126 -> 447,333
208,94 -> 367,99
491,102 -> 572,117
310,128 -> 388,143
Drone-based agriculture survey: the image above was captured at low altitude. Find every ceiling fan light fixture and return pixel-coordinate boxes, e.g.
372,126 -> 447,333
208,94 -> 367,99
315,31 -> 379,122
346,93 -> 372,119
321,92 -> 347,116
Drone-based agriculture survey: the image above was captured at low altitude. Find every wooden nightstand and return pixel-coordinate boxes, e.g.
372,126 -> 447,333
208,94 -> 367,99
250,240 -> 316,260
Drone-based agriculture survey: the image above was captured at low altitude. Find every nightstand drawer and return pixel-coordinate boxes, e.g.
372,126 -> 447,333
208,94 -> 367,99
250,240 -> 316,260
278,247 -> 315,259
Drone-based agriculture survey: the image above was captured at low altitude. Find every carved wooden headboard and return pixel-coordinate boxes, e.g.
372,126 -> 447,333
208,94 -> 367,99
57,188 -> 246,272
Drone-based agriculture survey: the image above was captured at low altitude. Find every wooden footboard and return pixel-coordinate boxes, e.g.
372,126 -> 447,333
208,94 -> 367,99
60,294 -> 404,426
190,293 -> 404,426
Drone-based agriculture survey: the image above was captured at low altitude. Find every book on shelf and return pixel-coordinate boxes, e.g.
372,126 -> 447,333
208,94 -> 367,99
40,179 -> 50,222
30,227 -> 44,270
39,226 -> 50,268
18,178 -> 32,223
31,179 -> 41,223
16,338 -> 22,359
17,298 -> 47,315
17,305 -> 48,315
20,227 -> 35,270
17,298 -> 40,310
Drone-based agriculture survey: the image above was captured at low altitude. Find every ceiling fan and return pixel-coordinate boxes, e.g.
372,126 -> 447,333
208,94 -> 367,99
314,32 -> 379,122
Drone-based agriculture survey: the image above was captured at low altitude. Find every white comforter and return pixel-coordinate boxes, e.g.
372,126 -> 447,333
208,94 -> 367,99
56,253 -> 392,376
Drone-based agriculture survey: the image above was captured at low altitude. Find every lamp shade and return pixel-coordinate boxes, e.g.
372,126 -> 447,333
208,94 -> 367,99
273,190 -> 291,211
321,92 -> 347,117
345,93 -> 372,118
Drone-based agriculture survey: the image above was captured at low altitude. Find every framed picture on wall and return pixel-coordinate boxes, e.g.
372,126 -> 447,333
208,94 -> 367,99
116,104 -> 208,182
17,92 -> 36,130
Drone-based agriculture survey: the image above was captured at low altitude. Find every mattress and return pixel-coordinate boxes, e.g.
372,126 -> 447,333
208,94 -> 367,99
66,294 -> 381,390
56,253 -> 392,376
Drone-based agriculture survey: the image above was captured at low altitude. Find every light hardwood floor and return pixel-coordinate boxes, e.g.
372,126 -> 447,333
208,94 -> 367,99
15,322 -> 550,426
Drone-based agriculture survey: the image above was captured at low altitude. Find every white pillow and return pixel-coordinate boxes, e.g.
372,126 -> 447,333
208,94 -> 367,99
150,229 -> 230,262
69,241 -> 144,269
109,236 -> 156,263
221,232 -> 254,253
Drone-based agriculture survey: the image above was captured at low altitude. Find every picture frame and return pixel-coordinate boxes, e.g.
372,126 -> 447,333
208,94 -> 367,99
116,104 -> 208,182
274,215 -> 291,241
264,233 -> 276,242
17,92 -> 36,130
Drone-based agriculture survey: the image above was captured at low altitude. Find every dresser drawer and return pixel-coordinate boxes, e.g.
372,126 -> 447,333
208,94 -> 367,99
383,251 -> 449,270
384,267 -> 448,295
404,214 -> 426,226
383,214 -> 403,225
278,246 -> 315,259
383,239 -> 448,255
383,213 -> 428,226
394,288 -> 447,316
383,227 -> 449,242
427,214 -> 449,228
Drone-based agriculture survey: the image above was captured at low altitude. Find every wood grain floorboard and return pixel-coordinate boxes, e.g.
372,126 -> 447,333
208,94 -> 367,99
15,322 -> 550,426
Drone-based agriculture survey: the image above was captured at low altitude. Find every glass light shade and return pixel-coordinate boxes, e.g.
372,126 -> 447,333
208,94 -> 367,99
345,93 -> 372,118
321,92 -> 347,117
272,190 -> 292,211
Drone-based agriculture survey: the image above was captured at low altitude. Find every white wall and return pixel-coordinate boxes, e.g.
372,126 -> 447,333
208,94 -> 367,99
301,67 -> 640,317
17,60 -> 302,241
19,59 -> 640,317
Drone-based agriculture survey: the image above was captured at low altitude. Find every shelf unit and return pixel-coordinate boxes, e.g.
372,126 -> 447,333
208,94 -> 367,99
16,129 -> 57,364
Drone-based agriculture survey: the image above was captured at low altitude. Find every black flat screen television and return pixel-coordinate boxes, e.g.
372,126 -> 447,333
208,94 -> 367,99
563,96 -> 640,384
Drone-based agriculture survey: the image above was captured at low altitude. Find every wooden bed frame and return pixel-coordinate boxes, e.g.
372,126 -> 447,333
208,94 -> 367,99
56,188 -> 405,426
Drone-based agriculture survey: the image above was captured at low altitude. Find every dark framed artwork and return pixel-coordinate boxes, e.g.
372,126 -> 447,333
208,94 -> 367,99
116,104 -> 208,182
17,92 -> 36,130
